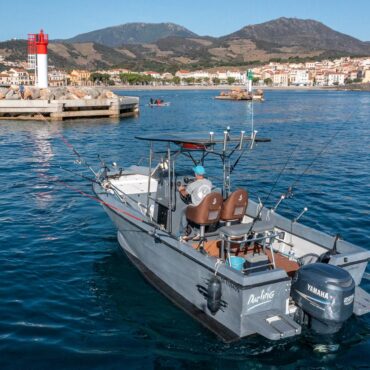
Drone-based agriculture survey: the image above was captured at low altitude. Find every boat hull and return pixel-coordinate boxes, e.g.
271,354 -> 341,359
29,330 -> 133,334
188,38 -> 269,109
101,201 -> 294,341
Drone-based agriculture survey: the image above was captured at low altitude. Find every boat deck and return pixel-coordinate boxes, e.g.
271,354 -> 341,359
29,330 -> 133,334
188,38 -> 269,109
193,239 -> 300,276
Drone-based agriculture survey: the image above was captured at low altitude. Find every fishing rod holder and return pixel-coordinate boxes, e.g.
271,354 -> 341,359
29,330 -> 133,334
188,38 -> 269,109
239,130 -> 245,150
293,207 -> 308,223
249,130 -> 257,149
272,194 -> 286,212
223,130 -> 228,152
209,131 -> 214,151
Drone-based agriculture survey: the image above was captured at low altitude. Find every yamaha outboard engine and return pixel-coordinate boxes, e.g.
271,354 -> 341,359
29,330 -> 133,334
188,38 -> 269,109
291,263 -> 355,334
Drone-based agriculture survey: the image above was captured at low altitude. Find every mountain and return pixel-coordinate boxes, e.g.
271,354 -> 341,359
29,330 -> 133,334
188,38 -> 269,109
224,17 -> 370,55
1,18 -> 370,71
63,22 -> 197,47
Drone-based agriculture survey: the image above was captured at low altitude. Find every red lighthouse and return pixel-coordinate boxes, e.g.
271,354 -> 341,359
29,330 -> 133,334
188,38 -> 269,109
36,30 -> 48,88
28,29 -> 49,88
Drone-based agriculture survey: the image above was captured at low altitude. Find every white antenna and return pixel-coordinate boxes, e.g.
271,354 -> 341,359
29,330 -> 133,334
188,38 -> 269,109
251,100 -> 254,137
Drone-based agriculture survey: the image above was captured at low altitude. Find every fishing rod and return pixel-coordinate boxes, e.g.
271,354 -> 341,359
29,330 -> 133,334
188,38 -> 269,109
40,171 -> 154,226
245,141 -> 299,234
57,165 -> 100,184
57,133 -> 156,212
275,105 -> 360,206
58,132 -> 98,177
247,105 -> 360,235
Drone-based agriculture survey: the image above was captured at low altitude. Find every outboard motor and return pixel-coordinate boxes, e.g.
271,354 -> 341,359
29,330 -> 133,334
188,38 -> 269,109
291,263 -> 355,334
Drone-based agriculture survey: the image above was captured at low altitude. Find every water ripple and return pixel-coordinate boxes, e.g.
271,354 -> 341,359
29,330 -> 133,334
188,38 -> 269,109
0,90 -> 369,369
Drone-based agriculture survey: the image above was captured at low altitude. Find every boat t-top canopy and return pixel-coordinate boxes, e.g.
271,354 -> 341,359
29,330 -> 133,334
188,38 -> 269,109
136,132 -> 271,148
136,129 -> 271,196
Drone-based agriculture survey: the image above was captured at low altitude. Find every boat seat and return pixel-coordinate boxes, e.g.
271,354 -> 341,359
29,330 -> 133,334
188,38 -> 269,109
186,192 -> 223,226
220,188 -> 248,225
219,220 -> 275,238
186,192 -> 223,249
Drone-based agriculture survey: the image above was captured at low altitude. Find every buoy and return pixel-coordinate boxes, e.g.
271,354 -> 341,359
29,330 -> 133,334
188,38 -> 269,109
207,276 -> 222,314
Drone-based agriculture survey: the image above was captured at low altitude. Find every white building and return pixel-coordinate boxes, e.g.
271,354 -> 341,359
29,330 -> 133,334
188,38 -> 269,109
272,72 -> 289,86
6,68 -> 33,85
361,69 -> 370,83
290,69 -> 312,86
327,73 -> 345,86
305,62 -> 316,69
0,72 -> 10,86
314,73 -> 328,86
48,69 -> 67,87
143,71 -> 161,79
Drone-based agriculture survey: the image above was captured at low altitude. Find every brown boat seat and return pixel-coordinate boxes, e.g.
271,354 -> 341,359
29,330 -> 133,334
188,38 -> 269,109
220,188 -> 248,224
186,192 -> 223,226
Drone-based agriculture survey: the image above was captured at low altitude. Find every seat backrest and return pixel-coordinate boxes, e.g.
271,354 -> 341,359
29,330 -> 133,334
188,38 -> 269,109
220,188 -> 248,222
186,192 -> 223,226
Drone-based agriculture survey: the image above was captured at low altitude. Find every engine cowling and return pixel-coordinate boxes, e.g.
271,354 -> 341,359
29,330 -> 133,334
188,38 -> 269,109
291,263 -> 355,334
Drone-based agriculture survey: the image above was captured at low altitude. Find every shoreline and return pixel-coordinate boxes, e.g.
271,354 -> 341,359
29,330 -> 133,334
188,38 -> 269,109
111,85 -> 333,92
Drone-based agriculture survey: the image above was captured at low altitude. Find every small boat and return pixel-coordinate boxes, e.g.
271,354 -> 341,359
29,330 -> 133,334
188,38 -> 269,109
215,88 -> 264,102
91,130 -> 369,342
148,102 -> 171,107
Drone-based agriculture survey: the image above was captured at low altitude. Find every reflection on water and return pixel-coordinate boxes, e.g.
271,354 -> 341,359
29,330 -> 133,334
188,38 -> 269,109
0,90 -> 369,368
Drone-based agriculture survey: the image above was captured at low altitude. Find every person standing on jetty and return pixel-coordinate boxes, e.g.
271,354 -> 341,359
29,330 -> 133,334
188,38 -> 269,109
19,84 -> 25,99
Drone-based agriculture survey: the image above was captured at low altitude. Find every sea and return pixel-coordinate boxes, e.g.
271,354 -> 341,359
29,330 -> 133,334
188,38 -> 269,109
0,89 -> 369,369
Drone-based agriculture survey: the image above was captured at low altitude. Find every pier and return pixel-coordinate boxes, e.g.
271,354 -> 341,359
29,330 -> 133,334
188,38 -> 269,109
0,95 -> 139,121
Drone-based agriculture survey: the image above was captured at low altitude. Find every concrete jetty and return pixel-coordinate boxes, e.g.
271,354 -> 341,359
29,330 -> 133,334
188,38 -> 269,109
0,86 -> 139,121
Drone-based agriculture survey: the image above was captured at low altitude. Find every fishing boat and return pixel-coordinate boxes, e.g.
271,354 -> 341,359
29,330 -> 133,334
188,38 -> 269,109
91,129 -> 370,342
215,88 -> 264,102
148,102 -> 171,107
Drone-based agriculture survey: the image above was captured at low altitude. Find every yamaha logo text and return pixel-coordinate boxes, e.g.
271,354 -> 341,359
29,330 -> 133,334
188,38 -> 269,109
307,284 -> 329,299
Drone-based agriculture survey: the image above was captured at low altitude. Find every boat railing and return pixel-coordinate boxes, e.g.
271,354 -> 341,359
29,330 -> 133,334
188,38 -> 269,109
220,231 -> 280,270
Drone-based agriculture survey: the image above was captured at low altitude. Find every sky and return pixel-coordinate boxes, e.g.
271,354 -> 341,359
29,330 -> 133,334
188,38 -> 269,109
1,0 -> 370,42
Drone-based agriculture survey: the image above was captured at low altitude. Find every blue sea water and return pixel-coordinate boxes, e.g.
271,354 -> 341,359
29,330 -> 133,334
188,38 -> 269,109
0,89 -> 369,369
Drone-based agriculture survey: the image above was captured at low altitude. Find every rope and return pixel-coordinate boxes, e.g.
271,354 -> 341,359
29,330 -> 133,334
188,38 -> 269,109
214,258 -> 223,276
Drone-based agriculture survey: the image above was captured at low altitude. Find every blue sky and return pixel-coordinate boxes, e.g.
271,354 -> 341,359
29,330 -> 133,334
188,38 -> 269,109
2,0 -> 370,42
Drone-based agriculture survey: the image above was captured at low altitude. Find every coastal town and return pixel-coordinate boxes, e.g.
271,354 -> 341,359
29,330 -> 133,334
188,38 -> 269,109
1,53 -> 370,87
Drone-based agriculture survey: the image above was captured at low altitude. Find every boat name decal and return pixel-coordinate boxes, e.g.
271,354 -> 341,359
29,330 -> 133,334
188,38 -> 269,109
307,284 -> 329,300
247,289 -> 275,311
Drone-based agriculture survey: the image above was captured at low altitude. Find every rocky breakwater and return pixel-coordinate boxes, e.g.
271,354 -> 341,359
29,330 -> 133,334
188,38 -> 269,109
0,86 -> 139,121
0,86 -> 117,101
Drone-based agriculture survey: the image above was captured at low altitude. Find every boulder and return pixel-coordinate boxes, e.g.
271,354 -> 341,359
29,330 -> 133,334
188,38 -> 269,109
39,88 -> 53,100
105,90 -> 115,99
7,94 -> 20,100
5,89 -> 14,99
0,87 -> 8,100
84,87 -> 100,99
24,87 -> 32,100
64,93 -> 79,100
67,86 -> 86,99
53,87 -> 66,100
28,88 -> 40,100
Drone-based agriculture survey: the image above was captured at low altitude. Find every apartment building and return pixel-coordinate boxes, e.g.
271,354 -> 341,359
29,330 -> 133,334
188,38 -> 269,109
272,72 -> 289,86
69,70 -> 91,86
327,73 -> 345,85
